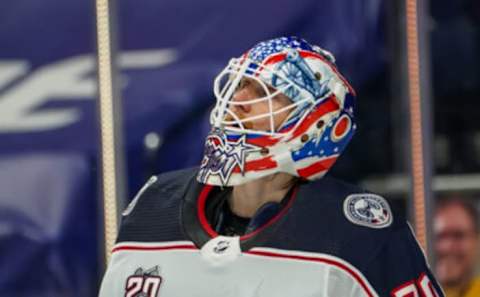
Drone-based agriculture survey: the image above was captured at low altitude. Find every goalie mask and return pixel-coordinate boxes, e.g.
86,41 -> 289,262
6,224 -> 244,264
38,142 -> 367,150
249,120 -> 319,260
198,36 -> 356,186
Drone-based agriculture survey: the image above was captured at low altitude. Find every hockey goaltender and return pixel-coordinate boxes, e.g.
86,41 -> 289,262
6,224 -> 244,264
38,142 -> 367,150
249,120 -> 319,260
99,37 -> 444,297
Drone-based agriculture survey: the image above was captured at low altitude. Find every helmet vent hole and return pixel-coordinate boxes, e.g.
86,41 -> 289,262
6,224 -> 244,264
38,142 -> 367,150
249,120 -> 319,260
314,72 -> 322,80
260,147 -> 270,155
301,134 -> 309,143
316,120 -> 325,129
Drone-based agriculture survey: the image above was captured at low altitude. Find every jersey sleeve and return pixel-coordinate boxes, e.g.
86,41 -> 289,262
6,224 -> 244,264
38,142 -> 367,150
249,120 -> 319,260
364,221 -> 445,297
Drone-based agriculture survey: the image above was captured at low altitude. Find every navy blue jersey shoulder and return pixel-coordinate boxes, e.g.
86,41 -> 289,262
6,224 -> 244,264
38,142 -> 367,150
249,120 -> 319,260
259,177 -> 444,296
287,177 -> 444,295
116,168 -> 197,243
262,175 -> 403,265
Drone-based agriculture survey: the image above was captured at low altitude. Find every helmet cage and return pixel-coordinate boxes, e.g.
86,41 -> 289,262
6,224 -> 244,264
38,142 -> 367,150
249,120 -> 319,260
198,37 -> 356,187
211,57 -> 329,136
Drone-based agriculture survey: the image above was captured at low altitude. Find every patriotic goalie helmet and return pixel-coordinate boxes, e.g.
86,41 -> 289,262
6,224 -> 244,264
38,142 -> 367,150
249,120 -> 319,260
197,36 -> 356,186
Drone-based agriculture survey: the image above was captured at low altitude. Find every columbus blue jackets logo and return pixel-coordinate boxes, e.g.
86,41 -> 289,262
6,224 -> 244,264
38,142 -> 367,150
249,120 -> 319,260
125,266 -> 162,297
272,48 -> 328,101
213,240 -> 230,254
198,129 -> 258,185
343,193 -> 393,229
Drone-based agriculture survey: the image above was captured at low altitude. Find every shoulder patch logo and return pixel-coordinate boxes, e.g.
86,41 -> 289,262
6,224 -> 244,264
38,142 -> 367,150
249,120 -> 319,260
122,176 -> 158,216
343,193 -> 393,229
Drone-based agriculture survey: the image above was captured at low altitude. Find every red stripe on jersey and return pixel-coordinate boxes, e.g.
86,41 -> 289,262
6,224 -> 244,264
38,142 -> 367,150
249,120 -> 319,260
240,185 -> 298,240
112,244 -> 197,253
196,184 -> 298,240
391,279 -> 418,297
197,185 -> 217,237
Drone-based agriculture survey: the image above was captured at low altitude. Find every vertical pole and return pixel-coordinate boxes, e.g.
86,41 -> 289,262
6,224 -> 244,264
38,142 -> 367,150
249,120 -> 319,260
95,0 -> 126,266
405,0 -> 434,257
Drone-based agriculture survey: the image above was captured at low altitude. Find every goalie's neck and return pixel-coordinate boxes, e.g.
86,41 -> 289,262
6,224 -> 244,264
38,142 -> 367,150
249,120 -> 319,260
229,173 -> 296,218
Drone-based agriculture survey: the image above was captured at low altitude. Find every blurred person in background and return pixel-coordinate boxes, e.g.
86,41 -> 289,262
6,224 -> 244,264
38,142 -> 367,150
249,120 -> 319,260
434,198 -> 480,297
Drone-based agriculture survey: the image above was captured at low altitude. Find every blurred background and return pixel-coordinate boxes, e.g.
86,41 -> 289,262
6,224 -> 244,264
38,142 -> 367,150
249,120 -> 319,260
0,0 -> 479,296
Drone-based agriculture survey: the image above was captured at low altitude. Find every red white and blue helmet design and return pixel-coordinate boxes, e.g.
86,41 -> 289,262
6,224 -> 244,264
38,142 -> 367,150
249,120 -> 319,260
198,36 -> 356,186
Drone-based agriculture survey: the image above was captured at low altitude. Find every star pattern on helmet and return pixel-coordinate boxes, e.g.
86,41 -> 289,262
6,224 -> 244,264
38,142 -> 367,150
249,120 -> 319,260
248,36 -> 313,63
198,131 -> 260,185
225,135 -> 258,174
